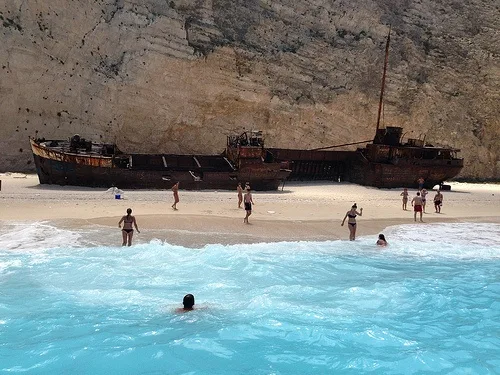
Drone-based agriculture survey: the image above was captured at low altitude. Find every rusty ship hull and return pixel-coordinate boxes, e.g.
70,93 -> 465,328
267,149 -> 463,189
268,127 -> 464,189
346,131 -> 464,189
30,136 -> 290,191
347,151 -> 464,189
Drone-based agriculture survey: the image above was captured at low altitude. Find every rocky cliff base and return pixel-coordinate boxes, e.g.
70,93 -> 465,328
1,0 -> 499,178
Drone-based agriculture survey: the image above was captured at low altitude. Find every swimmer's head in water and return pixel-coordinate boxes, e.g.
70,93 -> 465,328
378,234 -> 386,241
183,294 -> 195,309
126,208 -> 132,215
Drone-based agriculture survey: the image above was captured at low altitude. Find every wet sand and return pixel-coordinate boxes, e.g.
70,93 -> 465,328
1,173 -> 499,247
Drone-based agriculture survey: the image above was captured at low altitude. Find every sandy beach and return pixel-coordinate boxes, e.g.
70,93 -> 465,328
1,173 -> 499,247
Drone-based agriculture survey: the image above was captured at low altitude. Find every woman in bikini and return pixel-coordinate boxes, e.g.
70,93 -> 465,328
341,203 -> 363,241
237,183 -> 243,208
118,208 -> 140,246
421,188 -> 428,213
376,234 -> 388,246
400,188 -> 409,210
172,182 -> 180,210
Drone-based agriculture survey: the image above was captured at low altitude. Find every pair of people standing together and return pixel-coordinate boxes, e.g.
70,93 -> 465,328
341,204 -> 386,245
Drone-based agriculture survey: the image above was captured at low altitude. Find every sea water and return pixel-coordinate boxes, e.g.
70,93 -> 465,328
0,222 -> 499,374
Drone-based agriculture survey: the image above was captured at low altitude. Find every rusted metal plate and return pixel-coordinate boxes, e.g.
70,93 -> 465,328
30,138 -> 290,190
31,139 -> 113,168
238,147 -> 264,158
269,144 -> 463,187
268,148 -> 353,162
31,135 -> 462,190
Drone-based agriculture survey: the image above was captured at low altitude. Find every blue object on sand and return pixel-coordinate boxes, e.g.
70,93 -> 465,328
115,194 -> 121,199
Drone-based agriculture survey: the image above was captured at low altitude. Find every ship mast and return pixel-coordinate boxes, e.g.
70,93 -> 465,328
376,26 -> 391,133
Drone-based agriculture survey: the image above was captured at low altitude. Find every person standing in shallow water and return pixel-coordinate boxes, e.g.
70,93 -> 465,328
376,234 -> 388,246
237,182 -> 243,208
171,182 -> 180,210
341,203 -> 363,241
118,208 -> 140,246
243,188 -> 254,224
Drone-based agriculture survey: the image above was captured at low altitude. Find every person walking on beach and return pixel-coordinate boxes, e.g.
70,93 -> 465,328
400,188 -> 409,210
237,182 -> 243,208
434,190 -> 444,213
341,203 -> 363,241
417,177 -> 425,191
243,187 -> 254,224
421,188 -> 428,212
118,208 -> 140,246
412,192 -> 424,222
171,182 -> 180,210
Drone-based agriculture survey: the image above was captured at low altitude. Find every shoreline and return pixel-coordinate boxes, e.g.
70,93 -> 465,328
1,174 -> 500,247
3,215 -> 500,249
93,214 -> 500,247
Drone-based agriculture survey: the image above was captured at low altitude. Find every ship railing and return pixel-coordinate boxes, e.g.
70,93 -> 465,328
358,150 -> 370,163
193,156 -> 202,168
223,157 -> 236,170
189,171 -> 202,181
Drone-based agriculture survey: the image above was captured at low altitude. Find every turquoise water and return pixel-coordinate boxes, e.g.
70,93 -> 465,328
1,222 -> 499,374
